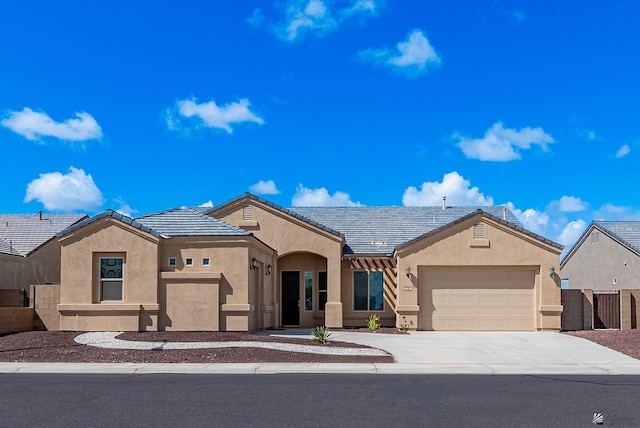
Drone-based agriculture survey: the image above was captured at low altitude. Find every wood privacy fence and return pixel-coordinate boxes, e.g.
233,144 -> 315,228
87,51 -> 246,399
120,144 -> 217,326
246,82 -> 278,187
561,289 -> 639,331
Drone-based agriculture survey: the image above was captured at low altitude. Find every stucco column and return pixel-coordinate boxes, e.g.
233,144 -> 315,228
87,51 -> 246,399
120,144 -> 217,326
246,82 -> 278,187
324,256 -> 343,328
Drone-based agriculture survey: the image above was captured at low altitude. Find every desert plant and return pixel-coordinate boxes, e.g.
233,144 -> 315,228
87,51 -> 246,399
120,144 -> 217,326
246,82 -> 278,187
311,325 -> 331,344
400,316 -> 414,333
365,314 -> 381,331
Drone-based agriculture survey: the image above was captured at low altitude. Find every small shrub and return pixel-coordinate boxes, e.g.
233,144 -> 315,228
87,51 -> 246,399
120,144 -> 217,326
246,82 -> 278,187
311,325 -> 331,344
365,314 -> 381,331
400,316 -> 414,333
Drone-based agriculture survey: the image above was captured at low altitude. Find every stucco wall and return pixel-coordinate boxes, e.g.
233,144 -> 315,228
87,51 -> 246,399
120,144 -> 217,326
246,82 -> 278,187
397,216 -> 562,331
0,239 -> 63,290
213,199 -> 344,328
58,219 -> 160,331
562,229 -> 640,290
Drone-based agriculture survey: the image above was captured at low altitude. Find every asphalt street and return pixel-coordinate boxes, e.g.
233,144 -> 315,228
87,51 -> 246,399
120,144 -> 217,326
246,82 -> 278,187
2,374 -> 639,427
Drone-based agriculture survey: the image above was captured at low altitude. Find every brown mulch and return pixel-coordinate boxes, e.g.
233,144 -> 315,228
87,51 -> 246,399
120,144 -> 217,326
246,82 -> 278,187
0,330 -> 395,364
563,330 -> 640,360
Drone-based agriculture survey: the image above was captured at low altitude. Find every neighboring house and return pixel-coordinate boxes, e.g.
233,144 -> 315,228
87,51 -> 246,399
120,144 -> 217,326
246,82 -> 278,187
0,213 -> 86,290
55,193 -> 564,332
561,221 -> 640,290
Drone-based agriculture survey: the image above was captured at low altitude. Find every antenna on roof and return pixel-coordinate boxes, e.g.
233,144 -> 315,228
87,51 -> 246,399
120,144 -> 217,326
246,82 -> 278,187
442,196 -> 447,210
503,207 -> 507,221
39,210 -> 42,220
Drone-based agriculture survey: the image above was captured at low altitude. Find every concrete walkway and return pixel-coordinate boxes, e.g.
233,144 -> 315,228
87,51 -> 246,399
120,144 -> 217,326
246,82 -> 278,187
3,331 -> 640,375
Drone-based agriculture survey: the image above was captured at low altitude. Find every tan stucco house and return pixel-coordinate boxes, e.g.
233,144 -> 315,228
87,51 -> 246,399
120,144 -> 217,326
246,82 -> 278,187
55,193 -> 563,332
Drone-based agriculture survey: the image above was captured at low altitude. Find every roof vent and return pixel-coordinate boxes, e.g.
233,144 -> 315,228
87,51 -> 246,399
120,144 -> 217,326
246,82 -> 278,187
502,207 -> 507,221
371,241 -> 386,246
39,210 -> 42,220
442,196 -> 447,210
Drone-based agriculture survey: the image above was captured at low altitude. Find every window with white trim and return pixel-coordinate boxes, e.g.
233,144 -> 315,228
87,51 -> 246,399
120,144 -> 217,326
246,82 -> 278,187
100,257 -> 123,301
202,258 -> 210,266
168,258 -> 177,266
353,271 -> 383,311
185,258 -> 193,266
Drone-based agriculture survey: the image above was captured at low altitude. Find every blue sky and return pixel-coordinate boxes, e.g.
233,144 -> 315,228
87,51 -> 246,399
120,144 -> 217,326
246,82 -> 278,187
1,1 -> 639,250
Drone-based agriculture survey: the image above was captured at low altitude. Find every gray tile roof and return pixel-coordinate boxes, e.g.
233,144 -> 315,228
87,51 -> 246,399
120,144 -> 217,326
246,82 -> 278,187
58,210 -> 161,238
289,206 -> 523,255
595,221 -> 640,253
58,208 -> 249,240
0,213 -> 86,257
213,193 -> 562,256
136,208 -> 250,237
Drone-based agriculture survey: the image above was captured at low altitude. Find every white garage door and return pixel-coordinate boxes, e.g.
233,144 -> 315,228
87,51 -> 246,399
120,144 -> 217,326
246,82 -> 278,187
419,268 -> 535,331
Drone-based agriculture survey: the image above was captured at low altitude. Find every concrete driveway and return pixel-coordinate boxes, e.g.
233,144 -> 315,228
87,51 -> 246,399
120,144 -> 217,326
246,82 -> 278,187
327,330 -> 640,374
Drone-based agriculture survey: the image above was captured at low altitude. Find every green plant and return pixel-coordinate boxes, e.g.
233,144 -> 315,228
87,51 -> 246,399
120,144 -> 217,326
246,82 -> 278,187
400,316 -> 414,333
365,314 -> 381,331
311,325 -> 331,344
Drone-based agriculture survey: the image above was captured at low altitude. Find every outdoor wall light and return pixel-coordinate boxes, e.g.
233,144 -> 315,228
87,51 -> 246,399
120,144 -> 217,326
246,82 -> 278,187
266,264 -> 273,275
250,257 -> 258,270
549,266 -> 555,278
405,266 -> 411,278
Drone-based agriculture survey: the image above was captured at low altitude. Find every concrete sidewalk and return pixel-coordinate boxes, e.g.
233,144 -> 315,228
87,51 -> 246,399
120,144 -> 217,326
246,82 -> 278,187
2,331 -> 640,375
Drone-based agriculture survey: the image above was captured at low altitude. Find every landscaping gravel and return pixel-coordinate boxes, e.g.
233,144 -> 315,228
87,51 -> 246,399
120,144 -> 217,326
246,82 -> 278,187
0,330 -> 394,364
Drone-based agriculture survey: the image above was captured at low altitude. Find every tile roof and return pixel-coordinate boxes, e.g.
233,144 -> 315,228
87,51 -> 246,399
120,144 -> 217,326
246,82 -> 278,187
0,213 -> 86,257
59,208 -> 251,239
594,221 -> 640,253
136,207 -> 250,237
58,210 -> 161,238
289,206 -> 523,255
213,193 -> 561,256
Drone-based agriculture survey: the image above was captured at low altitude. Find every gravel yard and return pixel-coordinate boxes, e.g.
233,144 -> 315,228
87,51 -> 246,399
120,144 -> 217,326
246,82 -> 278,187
0,330 -> 395,364
563,330 -> 640,360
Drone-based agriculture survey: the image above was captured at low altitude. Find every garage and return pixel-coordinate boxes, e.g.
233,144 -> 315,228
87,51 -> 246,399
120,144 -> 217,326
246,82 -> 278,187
419,267 -> 536,331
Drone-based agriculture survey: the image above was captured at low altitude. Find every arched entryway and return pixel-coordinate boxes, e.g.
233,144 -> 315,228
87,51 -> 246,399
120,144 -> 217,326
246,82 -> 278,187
278,252 -> 327,328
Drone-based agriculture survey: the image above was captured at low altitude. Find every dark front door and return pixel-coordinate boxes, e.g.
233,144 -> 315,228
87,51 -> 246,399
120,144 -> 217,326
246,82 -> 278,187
282,271 -> 300,326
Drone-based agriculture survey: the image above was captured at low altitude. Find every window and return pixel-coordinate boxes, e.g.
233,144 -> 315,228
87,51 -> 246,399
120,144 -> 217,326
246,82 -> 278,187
168,258 -> 176,266
318,271 -> 327,311
185,258 -> 193,266
202,258 -> 210,266
304,272 -> 313,311
354,271 -> 383,311
100,257 -> 123,301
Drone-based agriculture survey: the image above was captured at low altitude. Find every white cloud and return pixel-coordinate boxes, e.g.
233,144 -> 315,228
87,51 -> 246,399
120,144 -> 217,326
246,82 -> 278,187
167,98 -> 264,134
455,121 -> 554,161
505,202 -> 549,236
557,196 -> 588,213
249,180 -> 281,195
114,197 -> 138,217
558,219 -> 587,247
262,0 -> 382,42
1,107 -> 102,142
358,29 -> 441,77
616,144 -> 630,158
198,200 -> 214,208
292,184 -> 362,206
24,167 -> 104,211
402,171 -> 493,206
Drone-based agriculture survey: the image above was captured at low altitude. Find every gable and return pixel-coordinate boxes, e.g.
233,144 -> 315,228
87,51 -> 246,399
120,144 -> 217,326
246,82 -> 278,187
397,214 -> 562,262
59,216 -> 160,248
211,196 -> 343,257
